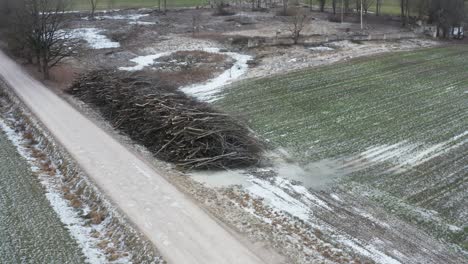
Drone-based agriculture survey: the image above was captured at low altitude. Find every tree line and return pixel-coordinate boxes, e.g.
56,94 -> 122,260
0,0 -> 75,79
220,0 -> 465,36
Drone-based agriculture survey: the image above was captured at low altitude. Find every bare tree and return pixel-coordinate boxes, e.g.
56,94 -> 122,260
192,13 -> 201,36
430,0 -> 465,38
288,11 -> 309,44
89,0 -> 98,19
376,0 -> 382,16
400,0 -> 410,26
319,0 -> 326,12
282,0 -> 288,15
6,0 -> 76,79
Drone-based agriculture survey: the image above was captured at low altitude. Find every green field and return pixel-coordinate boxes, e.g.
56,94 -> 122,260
317,0 -> 401,15
218,46 -> 468,248
70,0 -> 207,10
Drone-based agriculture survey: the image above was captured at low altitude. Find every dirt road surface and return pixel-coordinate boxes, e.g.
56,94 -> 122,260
0,51 -> 271,264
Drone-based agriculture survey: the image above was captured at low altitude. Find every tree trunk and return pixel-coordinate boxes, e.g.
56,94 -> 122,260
376,0 -> 381,16
400,0 -> 405,26
332,0 -> 336,15
36,53 -> 41,72
42,59 -> 49,80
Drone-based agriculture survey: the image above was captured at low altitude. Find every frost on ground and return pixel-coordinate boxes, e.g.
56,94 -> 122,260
94,14 -> 149,21
82,13 -> 156,25
191,163 -> 405,264
119,46 -> 251,102
118,52 -> 170,71
180,49 -> 251,102
247,39 -> 439,78
0,118 -> 123,264
68,28 -> 120,49
347,131 -> 468,173
308,46 -> 335,52
189,46 -> 467,263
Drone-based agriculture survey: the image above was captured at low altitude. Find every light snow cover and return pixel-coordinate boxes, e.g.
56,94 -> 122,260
129,21 -> 157,25
180,48 -> 252,102
247,178 -> 312,221
120,48 -> 251,102
349,131 -> 468,172
338,237 -> 402,264
309,46 -> 334,52
119,52 -> 170,71
94,14 -> 149,21
83,13 -> 154,25
0,119 -> 123,264
68,28 -> 120,49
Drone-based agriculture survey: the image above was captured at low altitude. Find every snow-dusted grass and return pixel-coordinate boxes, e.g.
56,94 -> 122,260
68,28 -> 120,49
0,119 -> 113,264
217,46 -> 468,250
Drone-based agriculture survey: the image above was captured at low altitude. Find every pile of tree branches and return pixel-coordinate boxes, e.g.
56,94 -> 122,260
68,69 -> 263,170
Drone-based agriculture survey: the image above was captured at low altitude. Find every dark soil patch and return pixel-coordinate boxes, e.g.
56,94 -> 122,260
150,50 -> 234,87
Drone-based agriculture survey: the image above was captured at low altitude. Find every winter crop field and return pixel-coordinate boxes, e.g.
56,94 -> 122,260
218,45 -> 468,250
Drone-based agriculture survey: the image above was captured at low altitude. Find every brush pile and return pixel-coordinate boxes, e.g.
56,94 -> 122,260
68,69 -> 263,170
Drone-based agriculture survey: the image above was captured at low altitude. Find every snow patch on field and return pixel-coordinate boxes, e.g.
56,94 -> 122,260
119,48 -> 251,102
82,14 -> 156,25
68,28 -> 120,49
0,118 -> 129,264
338,237 -> 401,264
247,177 -> 312,221
349,131 -> 468,172
95,14 -> 149,20
129,21 -> 157,25
119,52 -> 170,71
309,46 -> 334,52
180,49 -> 252,102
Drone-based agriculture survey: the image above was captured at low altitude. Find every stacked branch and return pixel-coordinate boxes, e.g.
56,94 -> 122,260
69,70 -> 263,170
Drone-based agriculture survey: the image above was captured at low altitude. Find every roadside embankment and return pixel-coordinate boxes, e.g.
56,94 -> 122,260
0,81 -> 162,263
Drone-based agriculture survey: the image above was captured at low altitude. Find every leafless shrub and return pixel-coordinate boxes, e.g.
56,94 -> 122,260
288,11 -> 309,44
